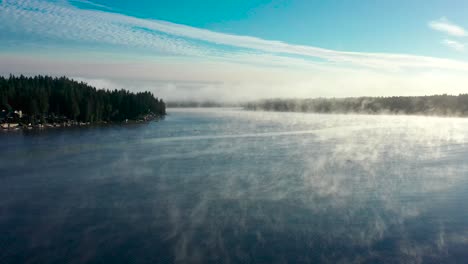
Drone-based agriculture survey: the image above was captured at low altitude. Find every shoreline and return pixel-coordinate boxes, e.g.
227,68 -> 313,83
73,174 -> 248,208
1,115 -> 165,132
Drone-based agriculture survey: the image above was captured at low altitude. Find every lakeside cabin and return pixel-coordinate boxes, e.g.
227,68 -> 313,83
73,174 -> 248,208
1,109 -> 19,129
1,109 -> 24,130
1,123 -> 19,129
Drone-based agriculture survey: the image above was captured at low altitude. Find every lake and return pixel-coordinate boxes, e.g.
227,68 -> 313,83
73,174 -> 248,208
1,108 -> 468,263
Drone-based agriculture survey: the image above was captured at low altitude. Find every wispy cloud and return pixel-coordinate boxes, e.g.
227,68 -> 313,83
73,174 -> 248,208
69,0 -> 111,10
2,0 -> 468,100
2,0 -> 468,72
429,18 -> 467,37
429,18 -> 468,52
442,39 -> 465,52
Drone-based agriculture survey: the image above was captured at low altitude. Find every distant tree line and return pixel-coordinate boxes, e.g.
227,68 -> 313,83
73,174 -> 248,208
0,75 -> 166,123
245,95 -> 468,116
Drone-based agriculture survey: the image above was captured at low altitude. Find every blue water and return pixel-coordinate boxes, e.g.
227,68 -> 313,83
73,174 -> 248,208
1,108 -> 468,263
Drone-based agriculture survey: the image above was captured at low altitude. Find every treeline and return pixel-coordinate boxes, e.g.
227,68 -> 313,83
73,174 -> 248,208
245,95 -> 468,116
0,75 -> 166,123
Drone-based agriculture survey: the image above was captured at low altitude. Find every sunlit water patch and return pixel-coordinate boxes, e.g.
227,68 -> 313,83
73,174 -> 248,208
1,108 -> 468,263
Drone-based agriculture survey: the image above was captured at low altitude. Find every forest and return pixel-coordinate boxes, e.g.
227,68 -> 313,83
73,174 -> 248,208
0,75 -> 166,126
245,95 -> 468,117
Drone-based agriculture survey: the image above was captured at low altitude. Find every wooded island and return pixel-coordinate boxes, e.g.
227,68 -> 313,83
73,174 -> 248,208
0,75 -> 166,130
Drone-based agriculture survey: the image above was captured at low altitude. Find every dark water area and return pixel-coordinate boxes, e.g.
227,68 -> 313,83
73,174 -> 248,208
1,108 -> 468,263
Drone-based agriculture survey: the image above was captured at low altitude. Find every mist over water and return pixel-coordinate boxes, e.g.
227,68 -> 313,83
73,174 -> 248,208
1,108 -> 468,263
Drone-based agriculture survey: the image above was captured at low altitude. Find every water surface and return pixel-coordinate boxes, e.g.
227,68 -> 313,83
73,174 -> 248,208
1,108 -> 468,263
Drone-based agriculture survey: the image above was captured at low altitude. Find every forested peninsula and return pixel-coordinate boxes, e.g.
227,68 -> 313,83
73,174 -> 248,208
0,75 -> 166,130
245,95 -> 468,117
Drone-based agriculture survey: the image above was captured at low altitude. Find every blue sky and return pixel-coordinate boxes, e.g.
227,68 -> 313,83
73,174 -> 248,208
1,0 -> 468,101
74,0 -> 468,57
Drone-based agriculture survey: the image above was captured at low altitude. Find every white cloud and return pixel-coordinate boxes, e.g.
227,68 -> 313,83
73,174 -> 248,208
69,0 -> 111,10
2,0 -> 468,100
442,39 -> 465,52
429,18 -> 467,37
2,0 -> 468,73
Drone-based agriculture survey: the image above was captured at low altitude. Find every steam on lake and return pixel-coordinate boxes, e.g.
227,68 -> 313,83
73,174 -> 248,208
1,108 -> 468,263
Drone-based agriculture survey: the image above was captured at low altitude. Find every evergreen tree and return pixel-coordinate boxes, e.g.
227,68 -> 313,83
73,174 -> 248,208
0,75 -> 166,123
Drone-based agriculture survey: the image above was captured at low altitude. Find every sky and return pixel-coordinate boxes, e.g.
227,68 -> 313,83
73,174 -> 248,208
1,0 -> 468,101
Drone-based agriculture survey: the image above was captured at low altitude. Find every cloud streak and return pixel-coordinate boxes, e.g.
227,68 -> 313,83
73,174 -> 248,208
429,18 -> 468,53
429,18 -> 467,37
443,39 -> 465,52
